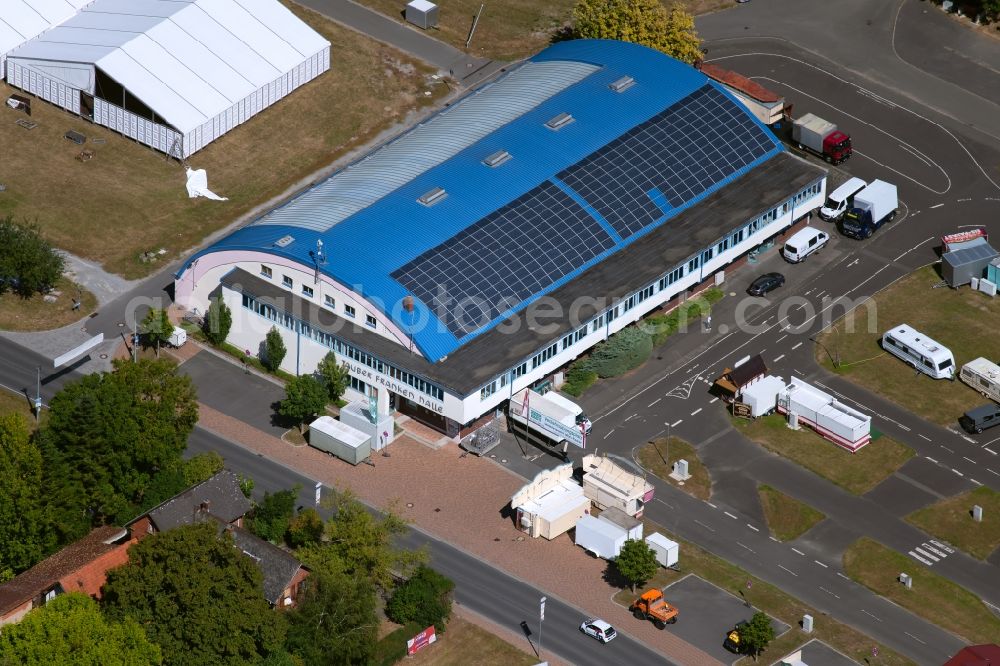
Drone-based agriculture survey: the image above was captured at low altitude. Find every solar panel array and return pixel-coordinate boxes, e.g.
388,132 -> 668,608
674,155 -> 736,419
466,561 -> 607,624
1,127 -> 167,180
392,181 -> 615,337
558,84 -> 774,238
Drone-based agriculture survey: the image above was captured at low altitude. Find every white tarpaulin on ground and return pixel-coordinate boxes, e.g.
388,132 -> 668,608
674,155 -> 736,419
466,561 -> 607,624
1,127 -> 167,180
185,168 -> 228,201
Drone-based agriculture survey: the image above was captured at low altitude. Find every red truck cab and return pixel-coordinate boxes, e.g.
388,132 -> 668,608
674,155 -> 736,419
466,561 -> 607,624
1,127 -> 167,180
824,130 -> 852,164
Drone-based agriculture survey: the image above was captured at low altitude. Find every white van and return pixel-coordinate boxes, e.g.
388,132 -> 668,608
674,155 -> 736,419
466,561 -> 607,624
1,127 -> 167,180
819,177 -> 866,221
881,324 -> 956,380
782,227 -> 829,263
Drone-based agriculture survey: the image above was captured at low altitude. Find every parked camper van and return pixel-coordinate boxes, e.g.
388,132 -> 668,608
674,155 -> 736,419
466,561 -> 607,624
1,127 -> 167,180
782,227 -> 829,263
960,358 -> 1000,403
881,325 -> 956,380
819,177 -> 866,222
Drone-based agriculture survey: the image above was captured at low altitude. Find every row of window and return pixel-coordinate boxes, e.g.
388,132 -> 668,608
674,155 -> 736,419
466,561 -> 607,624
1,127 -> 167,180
475,183 -> 821,400
260,265 -> 376,329
241,293 -> 444,401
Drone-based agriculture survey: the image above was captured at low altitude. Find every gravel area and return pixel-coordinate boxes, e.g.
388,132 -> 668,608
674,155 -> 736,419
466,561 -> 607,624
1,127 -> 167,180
197,403 -> 720,664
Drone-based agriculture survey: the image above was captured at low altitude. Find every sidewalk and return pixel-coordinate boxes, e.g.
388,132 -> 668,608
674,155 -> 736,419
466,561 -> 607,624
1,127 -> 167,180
196,402 -> 721,664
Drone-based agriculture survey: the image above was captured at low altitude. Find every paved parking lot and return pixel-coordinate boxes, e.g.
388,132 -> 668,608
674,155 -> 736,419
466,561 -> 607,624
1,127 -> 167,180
661,575 -> 790,664
772,638 -> 859,666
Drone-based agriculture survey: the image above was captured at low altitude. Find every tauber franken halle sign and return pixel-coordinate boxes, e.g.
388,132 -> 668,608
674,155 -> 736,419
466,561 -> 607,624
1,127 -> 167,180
406,626 -> 437,655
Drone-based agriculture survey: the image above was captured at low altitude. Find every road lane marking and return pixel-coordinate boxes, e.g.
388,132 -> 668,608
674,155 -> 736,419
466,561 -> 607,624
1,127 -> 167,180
904,632 -> 926,645
624,414 -> 636,422
923,544 -> 947,558
925,456 -> 938,463
963,456 -> 976,464
986,448 -> 998,456
723,511 -> 738,520
737,542 -> 756,554
897,424 -> 911,432
648,398 -> 662,407
929,540 -> 955,554
776,334 -> 787,343
862,610 -> 882,622
746,524 -> 759,532
909,551 -> 933,566
690,408 -> 702,416
913,547 -> 938,562
655,498 -> 675,509
940,445 -> 954,453
814,560 -> 828,568
990,469 -> 1000,476
671,419 -> 683,428
919,434 -> 931,441
769,536 -> 779,542
952,468 -> 964,477
791,342 -> 803,350
836,572 -> 850,581
930,203 -> 944,209
709,397 -> 719,404
778,565 -> 798,577
971,478 -> 983,485
694,520 -> 716,533
705,501 -> 717,509
603,429 -> 615,440
819,586 -> 840,599
791,548 -> 805,556
773,354 -> 785,362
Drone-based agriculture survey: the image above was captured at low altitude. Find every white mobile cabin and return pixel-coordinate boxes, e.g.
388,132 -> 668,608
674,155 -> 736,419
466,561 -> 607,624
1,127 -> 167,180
881,325 -> 956,380
960,357 -> 1000,403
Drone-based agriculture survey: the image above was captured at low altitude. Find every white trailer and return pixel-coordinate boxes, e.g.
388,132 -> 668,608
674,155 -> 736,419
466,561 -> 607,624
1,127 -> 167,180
168,326 -> 187,348
580,454 -> 654,517
645,533 -> 679,568
574,514 -> 628,560
778,378 -> 871,452
509,388 -> 587,453
739,375 -> 785,417
881,324 -> 956,380
960,357 -> 1000,403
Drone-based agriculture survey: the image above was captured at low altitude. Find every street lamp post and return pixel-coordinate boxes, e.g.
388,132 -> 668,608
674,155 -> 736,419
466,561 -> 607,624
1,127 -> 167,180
34,366 -> 41,421
539,596 -> 545,659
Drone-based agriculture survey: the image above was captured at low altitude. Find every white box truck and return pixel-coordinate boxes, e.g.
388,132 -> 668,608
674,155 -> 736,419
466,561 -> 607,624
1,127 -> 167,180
509,388 -> 587,456
960,357 -> 1000,403
791,113 -> 852,164
645,533 -> 679,568
574,514 -> 628,560
841,180 -> 898,240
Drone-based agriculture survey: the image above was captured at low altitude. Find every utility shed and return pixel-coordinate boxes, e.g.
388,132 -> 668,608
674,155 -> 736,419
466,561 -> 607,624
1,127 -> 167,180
714,354 -> 767,402
778,378 -> 871,452
510,464 -> 589,540
942,237 -> 999,287
405,0 -> 438,29
697,62 -> 786,125
581,454 -> 654,517
5,0 -> 331,158
309,416 -> 371,465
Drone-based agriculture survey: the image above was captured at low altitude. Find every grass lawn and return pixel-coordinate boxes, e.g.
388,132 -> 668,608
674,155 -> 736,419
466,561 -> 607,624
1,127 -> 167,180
843,537 -> 1000,645
816,265 -> 999,425
758,484 -> 825,542
0,387 -> 37,423
0,277 -> 97,331
355,0 -> 737,61
608,520 -> 910,665
733,414 -> 913,495
637,437 -> 712,499
907,486 -> 1000,560
0,1 -> 445,279
404,617 -> 537,666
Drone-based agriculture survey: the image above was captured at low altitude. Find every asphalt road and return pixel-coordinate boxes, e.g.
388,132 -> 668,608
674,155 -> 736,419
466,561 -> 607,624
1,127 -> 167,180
185,428 -> 671,666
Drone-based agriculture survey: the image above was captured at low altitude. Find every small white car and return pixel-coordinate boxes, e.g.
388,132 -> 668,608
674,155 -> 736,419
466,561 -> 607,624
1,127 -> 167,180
580,618 -> 617,644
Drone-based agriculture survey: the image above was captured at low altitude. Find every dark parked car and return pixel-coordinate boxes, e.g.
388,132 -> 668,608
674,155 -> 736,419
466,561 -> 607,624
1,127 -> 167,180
747,272 -> 785,296
959,404 -> 1000,434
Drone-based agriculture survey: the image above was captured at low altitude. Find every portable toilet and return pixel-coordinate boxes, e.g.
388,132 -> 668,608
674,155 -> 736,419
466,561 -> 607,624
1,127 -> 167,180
405,0 -> 438,29
308,416 -> 371,465
987,257 -> 1000,286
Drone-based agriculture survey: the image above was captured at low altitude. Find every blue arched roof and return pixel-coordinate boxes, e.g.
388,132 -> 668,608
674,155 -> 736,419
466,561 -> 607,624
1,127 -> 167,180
183,39 -> 783,362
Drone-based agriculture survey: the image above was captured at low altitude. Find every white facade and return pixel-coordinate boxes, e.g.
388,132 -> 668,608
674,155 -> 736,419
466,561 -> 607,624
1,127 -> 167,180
210,176 -> 825,434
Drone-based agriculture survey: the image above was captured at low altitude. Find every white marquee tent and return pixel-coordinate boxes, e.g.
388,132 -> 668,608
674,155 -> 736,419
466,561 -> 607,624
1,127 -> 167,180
4,0 -> 330,157
0,0 -> 92,77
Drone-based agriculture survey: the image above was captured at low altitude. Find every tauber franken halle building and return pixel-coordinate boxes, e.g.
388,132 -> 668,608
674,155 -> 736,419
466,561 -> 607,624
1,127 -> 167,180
175,39 -> 827,438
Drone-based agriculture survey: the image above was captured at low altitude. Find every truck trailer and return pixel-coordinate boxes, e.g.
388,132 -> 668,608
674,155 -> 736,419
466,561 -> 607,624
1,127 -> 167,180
841,180 -> 898,239
791,113 -> 852,164
960,357 -> 1000,403
574,514 -> 628,560
508,388 -> 587,457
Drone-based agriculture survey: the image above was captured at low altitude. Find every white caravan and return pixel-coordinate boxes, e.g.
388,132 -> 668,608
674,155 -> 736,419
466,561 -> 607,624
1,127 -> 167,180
881,325 -> 956,380
960,357 -> 1000,403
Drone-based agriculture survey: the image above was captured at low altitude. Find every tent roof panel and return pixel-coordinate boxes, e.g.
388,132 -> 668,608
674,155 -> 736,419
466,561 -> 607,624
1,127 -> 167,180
195,0 -> 303,72
8,39 -> 113,62
167,6 -> 279,87
233,0 -> 329,57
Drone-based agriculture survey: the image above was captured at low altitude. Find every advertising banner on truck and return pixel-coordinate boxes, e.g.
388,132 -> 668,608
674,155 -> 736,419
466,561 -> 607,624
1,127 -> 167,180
527,406 -> 586,448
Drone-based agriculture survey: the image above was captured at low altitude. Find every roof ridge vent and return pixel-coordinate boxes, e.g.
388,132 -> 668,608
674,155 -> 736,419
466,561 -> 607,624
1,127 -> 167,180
545,112 -> 574,130
417,187 -> 447,207
609,75 -> 635,93
483,150 -> 512,168
274,235 -> 295,248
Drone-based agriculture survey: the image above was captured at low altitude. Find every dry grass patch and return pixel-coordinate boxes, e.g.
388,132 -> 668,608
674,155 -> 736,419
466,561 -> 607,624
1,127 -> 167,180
817,265 -> 998,425
404,616 -> 538,666
907,486 -> 1000,560
354,0 -> 737,61
0,0 -> 445,278
636,436 -> 711,499
843,537 -> 1000,645
733,415 -> 913,495
0,387 -> 37,424
758,484 -> 825,542
0,277 -> 96,331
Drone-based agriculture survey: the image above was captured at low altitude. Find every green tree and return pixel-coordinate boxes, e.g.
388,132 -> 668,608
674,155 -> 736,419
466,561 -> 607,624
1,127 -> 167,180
286,508 -> 324,549
0,217 -> 65,298
572,0 -> 702,64
102,523 -> 285,666
203,297 -> 232,346
316,352 -> 350,403
279,375 -> 328,433
264,326 -> 287,372
139,308 -> 172,355
385,565 -> 454,631
40,358 -> 198,539
183,451 -> 225,486
285,564 -> 378,666
247,488 -> 298,544
0,592 -> 162,665
615,539 -> 659,592
740,611 -> 775,658
0,413 -> 52,578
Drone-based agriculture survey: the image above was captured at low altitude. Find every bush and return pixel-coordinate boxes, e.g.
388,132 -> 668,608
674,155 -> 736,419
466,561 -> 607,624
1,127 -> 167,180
286,508 -> 324,548
264,326 -> 287,372
579,326 -> 652,378
644,288 -> 723,346
246,488 -> 298,544
203,298 -> 232,346
562,363 -> 598,397
0,217 -> 65,298
385,565 -> 455,632
372,622 -> 422,666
